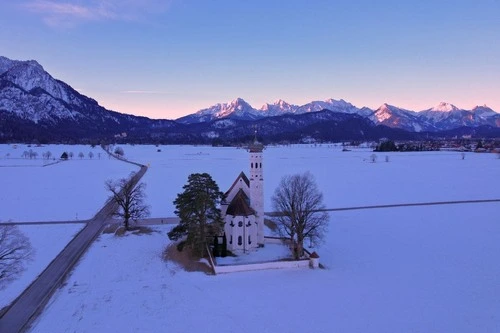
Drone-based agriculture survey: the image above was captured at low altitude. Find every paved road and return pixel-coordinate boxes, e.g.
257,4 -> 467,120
0,165 -> 147,333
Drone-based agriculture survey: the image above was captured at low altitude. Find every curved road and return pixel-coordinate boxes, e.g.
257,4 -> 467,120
0,165 -> 147,333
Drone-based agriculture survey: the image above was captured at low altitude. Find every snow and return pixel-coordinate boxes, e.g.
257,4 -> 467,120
259,99 -> 298,116
0,144 -> 139,222
187,97 -> 261,121
116,144 -> 500,217
295,98 -> 361,114
429,102 -> 460,112
1,223 -> 83,309
1,144 -> 499,332
216,242 -> 291,265
30,202 -> 500,332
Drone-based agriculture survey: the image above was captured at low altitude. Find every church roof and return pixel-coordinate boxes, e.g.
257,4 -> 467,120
224,172 -> 249,197
226,189 -> 255,216
249,131 -> 264,152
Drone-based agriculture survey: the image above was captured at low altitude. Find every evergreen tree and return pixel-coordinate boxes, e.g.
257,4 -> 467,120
168,173 -> 224,257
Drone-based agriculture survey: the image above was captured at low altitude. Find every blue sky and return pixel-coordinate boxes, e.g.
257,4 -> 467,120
1,0 -> 499,119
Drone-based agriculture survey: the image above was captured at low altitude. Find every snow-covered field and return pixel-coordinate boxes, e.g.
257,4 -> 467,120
31,203 -> 500,333
3,144 -> 497,221
1,223 -> 83,309
114,144 -> 499,216
1,144 -> 499,332
0,144 -> 139,222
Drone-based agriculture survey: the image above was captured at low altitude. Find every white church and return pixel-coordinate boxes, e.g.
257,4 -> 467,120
220,139 -> 264,253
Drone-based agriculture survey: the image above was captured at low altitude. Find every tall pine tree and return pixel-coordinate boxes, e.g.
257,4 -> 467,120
168,173 -> 224,257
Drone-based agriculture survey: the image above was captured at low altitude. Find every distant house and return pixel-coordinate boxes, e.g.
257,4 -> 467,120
220,139 -> 264,253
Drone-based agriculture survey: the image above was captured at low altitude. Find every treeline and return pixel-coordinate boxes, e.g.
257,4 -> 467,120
374,140 -> 441,152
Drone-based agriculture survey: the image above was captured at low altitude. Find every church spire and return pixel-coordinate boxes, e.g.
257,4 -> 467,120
249,130 -> 263,153
249,133 -> 264,245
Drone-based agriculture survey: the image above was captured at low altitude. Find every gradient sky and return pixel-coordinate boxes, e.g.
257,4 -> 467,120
1,0 -> 499,119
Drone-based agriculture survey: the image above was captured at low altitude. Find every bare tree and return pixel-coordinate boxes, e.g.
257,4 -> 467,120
0,225 -> 34,290
69,151 -> 74,159
78,152 -> 84,159
370,154 -> 377,163
105,175 -> 150,230
42,151 -> 52,160
88,151 -> 94,159
271,172 -> 329,260
28,149 -> 38,159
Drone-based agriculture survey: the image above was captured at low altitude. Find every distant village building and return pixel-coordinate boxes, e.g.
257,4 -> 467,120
220,139 -> 264,252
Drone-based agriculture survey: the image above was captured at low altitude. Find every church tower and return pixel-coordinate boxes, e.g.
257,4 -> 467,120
249,136 -> 264,245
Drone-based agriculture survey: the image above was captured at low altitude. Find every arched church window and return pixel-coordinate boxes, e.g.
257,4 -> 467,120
248,235 -> 251,244
260,163 -> 262,168
251,162 -> 253,168
238,236 -> 242,246
230,235 -> 233,244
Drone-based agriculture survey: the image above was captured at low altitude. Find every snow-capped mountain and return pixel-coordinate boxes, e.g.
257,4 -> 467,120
0,56 -> 111,123
417,102 -> 500,130
1,55 -> 499,143
176,93 -> 500,132
370,104 -> 433,132
429,102 -> 460,112
176,98 -> 264,124
178,98 -> 375,123
295,98 -> 371,116
472,105 -> 497,118
419,102 -> 463,122
259,99 -> 298,116
0,56 -> 177,140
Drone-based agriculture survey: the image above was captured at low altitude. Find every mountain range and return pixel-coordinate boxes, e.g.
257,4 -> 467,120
177,97 -> 500,132
1,55 -> 499,144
